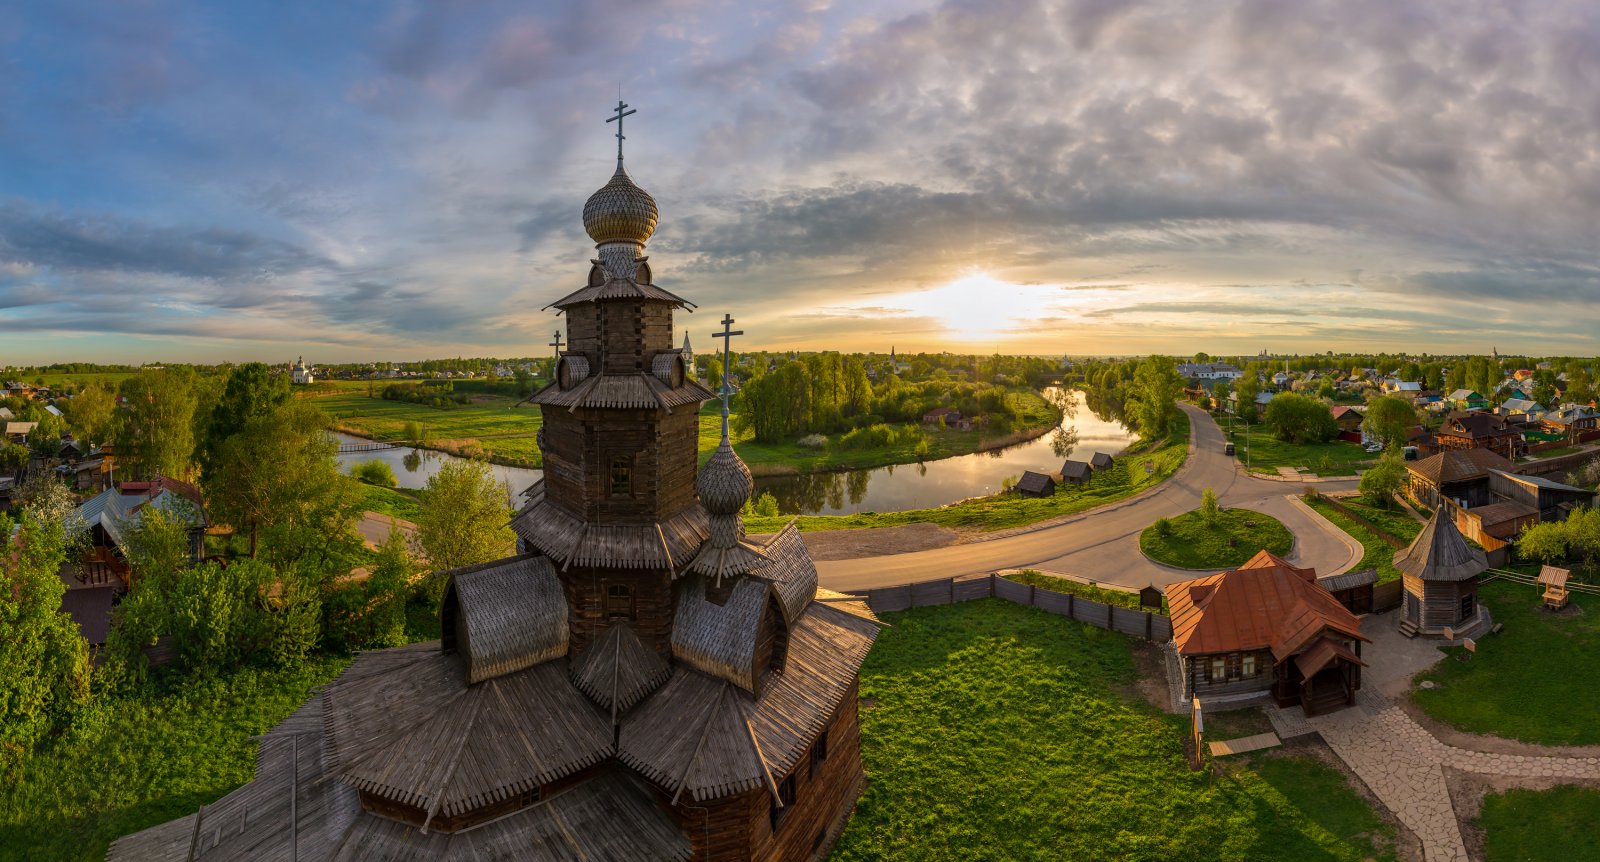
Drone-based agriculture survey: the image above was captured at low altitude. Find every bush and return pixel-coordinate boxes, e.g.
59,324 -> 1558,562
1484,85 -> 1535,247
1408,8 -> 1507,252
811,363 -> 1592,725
1199,488 -> 1220,526
797,433 -> 828,449
1264,392 -> 1339,444
1154,516 -> 1172,537
351,459 -> 398,488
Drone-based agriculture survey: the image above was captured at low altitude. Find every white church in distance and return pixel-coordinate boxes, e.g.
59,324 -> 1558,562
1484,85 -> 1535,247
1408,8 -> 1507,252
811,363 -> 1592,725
291,356 -> 315,385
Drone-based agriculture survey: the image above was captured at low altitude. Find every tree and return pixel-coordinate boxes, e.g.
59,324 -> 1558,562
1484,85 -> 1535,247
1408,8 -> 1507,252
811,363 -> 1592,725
1127,356 -> 1184,438
1264,392 -> 1338,444
198,362 -> 290,482
1236,374 -> 1262,423
1362,396 -> 1416,448
66,383 -> 118,448
843,357 -> 872,416
1517,521 -> 1568,565
1199,487 -> 1220,526
209,401 -> 357,558
415,458 -> 514,603
118,368 -> 198,480
0,514 -> 92,753
1359,450 -> 1406,507
0,442 -> 27,473
351,460 -> 398,488
26,411 -> 65,458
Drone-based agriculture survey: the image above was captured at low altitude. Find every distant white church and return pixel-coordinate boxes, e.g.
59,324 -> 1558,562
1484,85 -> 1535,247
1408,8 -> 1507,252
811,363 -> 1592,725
291,356 -> 315,385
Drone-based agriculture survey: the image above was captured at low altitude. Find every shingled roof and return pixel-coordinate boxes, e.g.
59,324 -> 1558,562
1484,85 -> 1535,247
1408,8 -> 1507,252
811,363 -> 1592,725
1407,448 -> 1515,485
1167,550 -> 1367,661
441,554 -> 567,683
1393,508 -> 1487,582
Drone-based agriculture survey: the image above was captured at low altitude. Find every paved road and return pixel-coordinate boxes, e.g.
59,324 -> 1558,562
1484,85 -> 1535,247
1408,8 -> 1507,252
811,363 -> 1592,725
815,403 -> 1362,592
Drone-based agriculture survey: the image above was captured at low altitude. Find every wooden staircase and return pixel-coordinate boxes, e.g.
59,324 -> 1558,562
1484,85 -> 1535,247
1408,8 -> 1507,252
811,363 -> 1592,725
1398,618 -> 1419,638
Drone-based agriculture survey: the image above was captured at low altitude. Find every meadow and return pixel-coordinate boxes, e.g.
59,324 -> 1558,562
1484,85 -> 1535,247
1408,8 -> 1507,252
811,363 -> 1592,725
832,599 -> 1398,861
1139,507 -> 1294,569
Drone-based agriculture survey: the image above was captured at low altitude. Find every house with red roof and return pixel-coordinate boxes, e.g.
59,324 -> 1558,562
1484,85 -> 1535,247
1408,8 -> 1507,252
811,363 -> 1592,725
1167,550 -> 1370,716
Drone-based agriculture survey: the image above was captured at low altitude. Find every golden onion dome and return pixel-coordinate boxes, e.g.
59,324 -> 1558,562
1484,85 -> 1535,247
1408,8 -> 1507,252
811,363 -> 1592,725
582,164 -> 659,247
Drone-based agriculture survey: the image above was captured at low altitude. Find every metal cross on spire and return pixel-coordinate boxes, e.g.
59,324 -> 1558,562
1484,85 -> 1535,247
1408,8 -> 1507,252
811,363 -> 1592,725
711,313 -> 743,440
548,330 -> 564,358
606,98 -> 636,165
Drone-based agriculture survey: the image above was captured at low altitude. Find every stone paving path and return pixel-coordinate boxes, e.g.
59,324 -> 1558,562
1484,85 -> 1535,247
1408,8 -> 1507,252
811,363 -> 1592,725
1276,689 -> 1600,862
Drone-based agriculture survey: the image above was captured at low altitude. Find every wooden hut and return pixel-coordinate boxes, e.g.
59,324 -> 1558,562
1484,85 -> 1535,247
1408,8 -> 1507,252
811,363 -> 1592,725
1537,565 -> 1571,611
1168,551 -> 1369,716
1318,568 -> 1378,615
1393,508 -> 1489,638
1015,470 -> 1058,497
1059,459 -> 1092,485
109,119 -> 883,862
1089,452 -> 1114,471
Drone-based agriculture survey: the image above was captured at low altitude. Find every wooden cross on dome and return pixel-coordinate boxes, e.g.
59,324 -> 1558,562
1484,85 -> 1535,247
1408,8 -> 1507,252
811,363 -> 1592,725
607,98 -> 636,164
712,313 -> 742,439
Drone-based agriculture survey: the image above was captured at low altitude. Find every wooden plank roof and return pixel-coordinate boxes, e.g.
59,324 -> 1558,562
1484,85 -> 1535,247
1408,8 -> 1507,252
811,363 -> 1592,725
1392,509 -> 1487,582
543,278 -> 695,311
528,371 -> 713,412
1407,448 -> 1516,485
568,621 -> 671,722
747,521 -> 819,625
671,575 -> 769,693
511,485 -> 710,570
444,554 -> 567,683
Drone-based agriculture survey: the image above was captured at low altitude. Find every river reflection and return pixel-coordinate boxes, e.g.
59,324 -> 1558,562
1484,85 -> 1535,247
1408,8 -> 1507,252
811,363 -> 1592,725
332,433 -> 544,506
750,388 -> 1136,516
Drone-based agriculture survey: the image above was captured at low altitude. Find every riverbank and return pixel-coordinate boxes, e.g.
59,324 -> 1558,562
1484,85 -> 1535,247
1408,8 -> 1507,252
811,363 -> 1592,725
744,412 -> 1189,535
311,386 -> 1062,478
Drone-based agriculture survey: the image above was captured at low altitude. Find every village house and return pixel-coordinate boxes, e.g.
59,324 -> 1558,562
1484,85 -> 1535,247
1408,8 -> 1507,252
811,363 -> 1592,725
1541,405 -> 1600,441
1488,470 -> 1594,522
1498,397 -> 1545,419
1435,410 -> 1522,460
1405,448 -> 1517,510
1445,389 -> 1489,411
5,421 -> 37,444
922,406 -> 960,427
1059,460 -> 1092,485
1168,551 -> 1369,716
1089,452 -> 1114,471
1176,362 -> 1242,381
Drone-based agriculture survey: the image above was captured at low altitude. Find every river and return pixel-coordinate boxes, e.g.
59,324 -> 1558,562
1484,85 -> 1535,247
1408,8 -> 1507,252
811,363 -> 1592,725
750,388 -> 1137,515
332,388 -> 1135,516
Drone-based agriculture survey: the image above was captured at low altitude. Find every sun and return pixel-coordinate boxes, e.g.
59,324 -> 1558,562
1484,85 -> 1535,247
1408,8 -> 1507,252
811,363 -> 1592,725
899,272 -> 1058,341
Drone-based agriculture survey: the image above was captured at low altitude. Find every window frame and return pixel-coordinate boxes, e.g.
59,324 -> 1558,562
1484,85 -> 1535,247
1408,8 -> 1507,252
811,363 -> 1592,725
608,453 -> 634,497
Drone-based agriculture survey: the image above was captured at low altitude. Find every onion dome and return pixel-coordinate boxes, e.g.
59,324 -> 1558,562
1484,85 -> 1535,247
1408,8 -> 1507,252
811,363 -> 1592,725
696,437 -> 752,515
582,165 -> 659,247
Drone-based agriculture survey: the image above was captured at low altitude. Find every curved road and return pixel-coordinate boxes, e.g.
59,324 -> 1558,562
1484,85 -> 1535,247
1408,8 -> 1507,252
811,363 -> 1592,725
815,403 -> 1363,592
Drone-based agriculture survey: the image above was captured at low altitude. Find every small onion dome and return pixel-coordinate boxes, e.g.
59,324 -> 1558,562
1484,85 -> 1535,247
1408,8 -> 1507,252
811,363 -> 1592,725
582,165 -> 659,247
696,437 -> 752,515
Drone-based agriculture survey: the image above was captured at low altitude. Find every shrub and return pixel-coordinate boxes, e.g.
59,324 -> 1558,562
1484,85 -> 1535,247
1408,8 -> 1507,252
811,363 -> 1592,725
1154,516 -> 1172,537
1199,488 -> 1220,526
797,433 -> 828,449
351,459 -> 398,487
752,492 -> 780,518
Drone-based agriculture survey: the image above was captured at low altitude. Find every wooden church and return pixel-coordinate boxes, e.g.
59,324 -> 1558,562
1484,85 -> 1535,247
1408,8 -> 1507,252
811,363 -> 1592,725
109,103 -> 882,862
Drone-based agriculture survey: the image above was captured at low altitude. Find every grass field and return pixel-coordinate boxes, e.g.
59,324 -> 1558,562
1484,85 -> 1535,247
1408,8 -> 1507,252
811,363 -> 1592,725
833,599 -> 1397,861
32,371 -> 141,390
1223,421 -> 1374,476
1413,580 -> 1600,746
1479,785 -> 1600,862
1303,497 -> 1422,584
1003,569 -> 1164,612
357,482 -> 425,523
745,412 -> 1190,534
1139,507 -> 1293,569
310,386 -> 1059,477
0,658 -> 351,862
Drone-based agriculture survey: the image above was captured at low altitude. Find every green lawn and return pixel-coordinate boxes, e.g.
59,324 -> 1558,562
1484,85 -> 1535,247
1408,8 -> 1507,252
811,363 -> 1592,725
1224,424 -> 1374,476
1413,580 -> 1600,746
746,412 -> 1190,534
833,599 -> 1396,861
1139,508 -> 1293,569
0,658 -> 351,862
33,371 -> 142,390
357,482 -> 425,523
311,387 -> 1060,478
1303,497 -> 1421,584
1004,569 -> 1164,613
1479,785 -> 1600,862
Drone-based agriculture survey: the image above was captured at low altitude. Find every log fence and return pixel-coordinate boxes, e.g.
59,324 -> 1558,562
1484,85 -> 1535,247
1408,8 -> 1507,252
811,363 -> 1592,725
848,573 -> 1174,642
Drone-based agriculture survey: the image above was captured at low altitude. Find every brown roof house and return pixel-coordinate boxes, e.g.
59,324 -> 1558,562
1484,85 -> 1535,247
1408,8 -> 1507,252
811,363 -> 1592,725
1168,551 -> 1369,716
1405,448 -> 1516,509
1436,410 -> 1522,460
110,116 -> 883,862
1394,509 -> 1490,638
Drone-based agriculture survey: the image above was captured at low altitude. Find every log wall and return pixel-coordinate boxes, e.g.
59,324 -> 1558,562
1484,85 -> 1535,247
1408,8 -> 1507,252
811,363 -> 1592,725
851,574 -> 1174,641
563,567 -> 677,658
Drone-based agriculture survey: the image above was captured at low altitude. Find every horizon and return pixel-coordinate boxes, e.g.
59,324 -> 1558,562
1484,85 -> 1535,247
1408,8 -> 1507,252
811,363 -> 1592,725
7,1 -> 1600,363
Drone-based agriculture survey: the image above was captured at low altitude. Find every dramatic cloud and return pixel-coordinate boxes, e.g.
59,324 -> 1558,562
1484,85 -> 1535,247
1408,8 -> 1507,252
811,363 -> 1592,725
3,0 -> 1599,362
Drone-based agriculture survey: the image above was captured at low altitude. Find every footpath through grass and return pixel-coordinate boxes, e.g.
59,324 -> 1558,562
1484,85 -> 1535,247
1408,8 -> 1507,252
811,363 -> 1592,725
1223,421 -> 1374,476
1303,496 -> 1422,584
0,658 -> 350,862
1413,579 -> 1600,746
746,412 -> 1190,534
834,599 -> 1397,861
1479,785 -> 1600,862
1139,508 -> 1293,569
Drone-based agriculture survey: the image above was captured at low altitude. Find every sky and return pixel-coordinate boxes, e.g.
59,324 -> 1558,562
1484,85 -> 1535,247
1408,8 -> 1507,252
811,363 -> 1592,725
3,0 -> 1600,365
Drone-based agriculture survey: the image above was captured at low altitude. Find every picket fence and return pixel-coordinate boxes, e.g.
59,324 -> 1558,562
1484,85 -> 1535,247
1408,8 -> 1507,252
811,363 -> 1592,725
847,573 -> 1174,641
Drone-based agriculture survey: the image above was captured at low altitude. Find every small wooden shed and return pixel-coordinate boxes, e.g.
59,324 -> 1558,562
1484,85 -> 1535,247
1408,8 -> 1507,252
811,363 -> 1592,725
1059,460 -> 1093,485
1090,452 -> 1115,471
1016,470 -> 1059,498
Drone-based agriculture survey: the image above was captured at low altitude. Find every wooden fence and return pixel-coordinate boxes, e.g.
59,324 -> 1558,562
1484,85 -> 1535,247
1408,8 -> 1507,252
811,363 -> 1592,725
848,574 -> 1174,642
1373,579 -> 1403,612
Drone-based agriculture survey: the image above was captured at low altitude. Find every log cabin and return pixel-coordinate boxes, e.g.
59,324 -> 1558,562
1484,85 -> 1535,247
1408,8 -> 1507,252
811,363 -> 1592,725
1168,551 -> 1369,716
1394,508 -> 1490,638
108,109 -> 883,862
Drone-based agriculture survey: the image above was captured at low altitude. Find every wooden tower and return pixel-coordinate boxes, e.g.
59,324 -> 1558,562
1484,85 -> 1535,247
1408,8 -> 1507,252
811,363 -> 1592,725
108,102 -> 882,862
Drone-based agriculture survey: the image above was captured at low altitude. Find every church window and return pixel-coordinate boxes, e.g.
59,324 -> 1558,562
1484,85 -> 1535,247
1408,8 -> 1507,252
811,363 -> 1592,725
609,455 -> 633,496
605,583 -> 634,619
770,773 -> 797,832
809,730 -> 829,778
